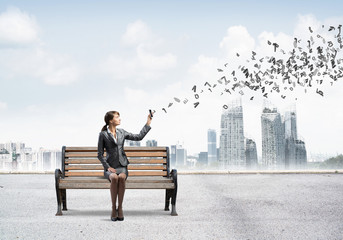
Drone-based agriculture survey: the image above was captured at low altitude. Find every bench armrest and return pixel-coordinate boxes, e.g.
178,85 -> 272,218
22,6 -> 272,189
55,168 -> 63,180
170,168 -> 177,189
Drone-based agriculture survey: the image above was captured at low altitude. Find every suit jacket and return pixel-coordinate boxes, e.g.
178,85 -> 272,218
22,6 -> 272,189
97,124 -> 151,170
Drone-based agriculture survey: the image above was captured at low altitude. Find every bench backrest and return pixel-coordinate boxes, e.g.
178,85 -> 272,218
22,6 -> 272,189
61,146 -> 170,178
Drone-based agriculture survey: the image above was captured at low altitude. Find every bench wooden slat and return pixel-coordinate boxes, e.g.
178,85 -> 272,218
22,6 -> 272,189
59,182 -> 174,189
129,171 -> 167,176
127,152 -> 167,157
130,165 -> 166,170
65,158 -> 166,164
126,176 -> 172,183
65,147 -> 167,152
65,165 -> 103,170
65,165 -> 167,171
129,159 -> 166,164
65,152 -> 167,157
65,171 -> 167,177
65,159 -> 102,164
128,182 -> 175,189
60,176 -> 173,183
65,172 -> 103,177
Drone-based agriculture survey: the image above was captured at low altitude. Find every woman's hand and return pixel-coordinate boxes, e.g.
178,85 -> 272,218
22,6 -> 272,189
108,167 -> 116,173
146,113 -> 153,126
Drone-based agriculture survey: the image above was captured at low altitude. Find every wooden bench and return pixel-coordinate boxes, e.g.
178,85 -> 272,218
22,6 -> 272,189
55,146 -> 178,216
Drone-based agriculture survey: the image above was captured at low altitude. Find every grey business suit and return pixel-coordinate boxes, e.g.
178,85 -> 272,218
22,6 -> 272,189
97,124 -> 151,180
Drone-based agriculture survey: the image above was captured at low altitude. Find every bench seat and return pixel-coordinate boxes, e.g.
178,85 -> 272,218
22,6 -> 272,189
59,176 -> 175,189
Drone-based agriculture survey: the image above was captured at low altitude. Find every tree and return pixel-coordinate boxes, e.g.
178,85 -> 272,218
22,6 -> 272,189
320,155 -> 343,169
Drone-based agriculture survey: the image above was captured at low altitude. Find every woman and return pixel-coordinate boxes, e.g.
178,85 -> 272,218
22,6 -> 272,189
97,111 -> 152,221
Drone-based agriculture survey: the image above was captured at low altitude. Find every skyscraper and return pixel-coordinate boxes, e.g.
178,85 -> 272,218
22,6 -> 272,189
170,145 -> 176,167
284,109 -> 297,168
295,139 -> 307,166
284,110 -> 298,139
170,144 -> 187,167
198,152 -> 208,165
245,138 -> 258,169
219,99 -> 245,167
207,129 -> 217,165
125,140 -> 141,147
284,107 -> 307,168
176,145 -> 187,166
261,105 -> 285,169
146,140 -> 157,147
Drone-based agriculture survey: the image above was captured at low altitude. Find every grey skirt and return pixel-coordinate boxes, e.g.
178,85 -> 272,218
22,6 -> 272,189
104,167 -> 128,182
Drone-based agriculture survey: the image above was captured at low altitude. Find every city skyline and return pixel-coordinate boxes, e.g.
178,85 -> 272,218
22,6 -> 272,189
0,99 -> 336,156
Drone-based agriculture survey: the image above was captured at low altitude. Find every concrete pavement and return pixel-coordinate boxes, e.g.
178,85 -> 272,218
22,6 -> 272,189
1,173 -> 343,240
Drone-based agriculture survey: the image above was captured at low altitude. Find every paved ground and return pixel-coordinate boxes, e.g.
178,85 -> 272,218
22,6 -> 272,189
0,173 -> 343,240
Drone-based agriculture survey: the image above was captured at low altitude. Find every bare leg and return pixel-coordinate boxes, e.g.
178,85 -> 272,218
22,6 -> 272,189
109,173 -> 119,221
117,173 -> 126,220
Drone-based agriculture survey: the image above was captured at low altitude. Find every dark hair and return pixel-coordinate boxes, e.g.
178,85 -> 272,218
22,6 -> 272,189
101,111 -> 120,131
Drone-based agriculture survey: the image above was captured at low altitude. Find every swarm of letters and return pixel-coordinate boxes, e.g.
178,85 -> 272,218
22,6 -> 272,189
160,25 -> 343,113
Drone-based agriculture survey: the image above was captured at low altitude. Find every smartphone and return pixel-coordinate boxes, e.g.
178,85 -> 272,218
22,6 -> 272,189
149,109 -> 154,118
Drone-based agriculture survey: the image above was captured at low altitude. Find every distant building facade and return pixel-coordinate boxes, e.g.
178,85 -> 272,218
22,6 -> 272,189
125,140 -> 141,147
207,129 -> 217,165
198,152 -> 208,165
261,104 -> 307,169
245,138 -> 258,169
0,141 -> 61,171
170,145 -> 177,167
284,109 -> 307,168
170,144 -> 187,167
146,140 -> 157,147
261,106 -> 285,169
219,99 -> 245,168
295,139 -> 307,166
176,146 -> 187,166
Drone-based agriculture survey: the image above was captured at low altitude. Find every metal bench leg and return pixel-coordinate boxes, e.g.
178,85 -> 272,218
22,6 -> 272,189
170,169 -> 178,216
62,189 -> 67,211
56,189 -> 63,216
164,189 -> 171,211
171,189 -> 178,216
55,169 -> 63,216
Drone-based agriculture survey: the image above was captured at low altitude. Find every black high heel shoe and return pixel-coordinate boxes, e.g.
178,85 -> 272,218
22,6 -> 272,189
111,209 -> 118,221
117,208 -> 124,221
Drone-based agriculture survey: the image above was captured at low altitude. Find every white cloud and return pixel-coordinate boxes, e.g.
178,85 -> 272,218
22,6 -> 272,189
0,7 -> 80,86
121,20 -> 152,46
33,49 -> 80,85
256,31 -> 293,57
0,48 -> 80,85
188,55 -> 221,80
124,87 -> 149,104
294,14 -> 322,39
0,7 -> 40,47
103,51 -> 176,82
0,101 -> 7,110
102,20 -> 177,82
220,25 -> 255,58
188,25 -> 258,84
136,45 -> 177,71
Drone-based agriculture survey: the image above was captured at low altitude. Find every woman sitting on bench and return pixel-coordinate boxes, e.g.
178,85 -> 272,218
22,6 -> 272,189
97,110 -> 152,221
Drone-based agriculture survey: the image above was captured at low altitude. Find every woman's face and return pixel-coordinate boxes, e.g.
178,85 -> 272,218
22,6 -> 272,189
110,113 -> 121,126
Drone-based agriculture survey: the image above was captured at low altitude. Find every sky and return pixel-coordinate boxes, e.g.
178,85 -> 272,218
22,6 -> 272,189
0,0 -> 342,157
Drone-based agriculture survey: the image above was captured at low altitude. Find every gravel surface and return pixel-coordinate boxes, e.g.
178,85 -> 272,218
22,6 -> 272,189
0,173 -> 342,240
